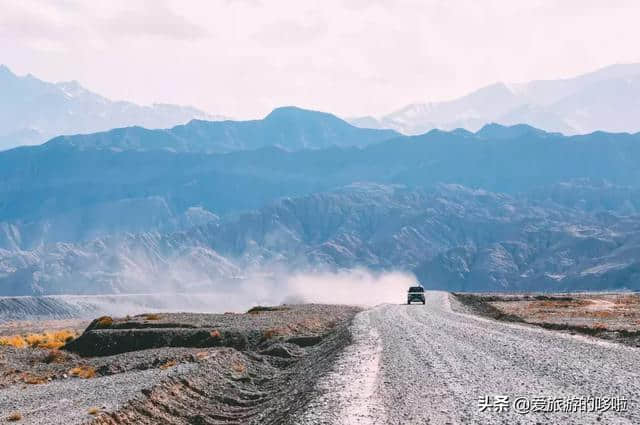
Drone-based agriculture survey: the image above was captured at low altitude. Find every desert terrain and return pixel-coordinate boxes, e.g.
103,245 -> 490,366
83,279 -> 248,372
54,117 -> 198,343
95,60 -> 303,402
454,292 -> 640,347
1,293 -> 639,424
0,304 -> 359,424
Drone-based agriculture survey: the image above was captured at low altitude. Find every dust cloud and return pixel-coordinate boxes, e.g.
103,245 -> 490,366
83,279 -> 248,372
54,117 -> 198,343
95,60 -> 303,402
281,268 -> 417,307
9,268 -> 419,320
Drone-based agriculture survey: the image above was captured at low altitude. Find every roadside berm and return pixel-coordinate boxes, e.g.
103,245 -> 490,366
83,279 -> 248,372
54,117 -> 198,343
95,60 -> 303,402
1,304 -> 360,425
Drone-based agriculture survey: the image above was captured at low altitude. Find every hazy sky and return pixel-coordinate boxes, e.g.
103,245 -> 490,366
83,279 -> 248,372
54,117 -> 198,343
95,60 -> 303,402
1,0 -> 640,119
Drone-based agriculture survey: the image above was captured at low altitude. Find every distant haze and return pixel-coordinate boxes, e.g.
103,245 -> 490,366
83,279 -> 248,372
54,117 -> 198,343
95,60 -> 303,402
350,63 -> 640,135
0,269 -> 416,321
1,0 -> 640,119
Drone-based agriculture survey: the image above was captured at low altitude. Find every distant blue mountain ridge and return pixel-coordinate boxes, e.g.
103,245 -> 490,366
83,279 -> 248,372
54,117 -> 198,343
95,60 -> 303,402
0,108 -> 639,253
45,106 -> 400,153
2,106 -> 640,294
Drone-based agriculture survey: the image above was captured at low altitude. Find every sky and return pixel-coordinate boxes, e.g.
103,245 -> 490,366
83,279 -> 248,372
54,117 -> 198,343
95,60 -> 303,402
1,0 -> 640,119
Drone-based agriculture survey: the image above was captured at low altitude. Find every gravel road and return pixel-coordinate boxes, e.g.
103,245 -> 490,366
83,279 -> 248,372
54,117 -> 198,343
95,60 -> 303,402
296,291 -> 639,424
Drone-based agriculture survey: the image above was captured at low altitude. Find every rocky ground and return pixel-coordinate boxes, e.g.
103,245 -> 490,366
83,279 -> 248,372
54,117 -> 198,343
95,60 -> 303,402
453,292 -> 640,347
4,294 -> 640,424
0,304 -> 360,424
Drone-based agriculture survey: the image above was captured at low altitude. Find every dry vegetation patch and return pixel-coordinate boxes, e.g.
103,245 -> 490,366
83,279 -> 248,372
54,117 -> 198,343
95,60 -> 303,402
69,365 -> 96,379
21,372 -> 48,385
0,335 -> 26,348
493,294 -> 640,331
94,316 -> 114,328
455,292 -> 640,347
263,327 -> 289,340
0,330 -> 76,349
1,305 -> 361,424
159,360 -> 177,370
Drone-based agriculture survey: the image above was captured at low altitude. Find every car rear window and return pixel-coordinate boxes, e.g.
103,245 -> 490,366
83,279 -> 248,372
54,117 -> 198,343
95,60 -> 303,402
409,286 -> 424,292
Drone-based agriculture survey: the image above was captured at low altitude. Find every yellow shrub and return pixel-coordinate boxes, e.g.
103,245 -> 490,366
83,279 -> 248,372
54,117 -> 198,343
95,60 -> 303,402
0,330 -> 76,349
44,330 -> 76,348
69,365 -> 96,379
95,316 -> 113,328
53,329 -> 76,342
39,340 -> 64,349
25,334 -> 43,346
159,360 -> 177,370
0,335 -> 27,348
22,373 -> 47,385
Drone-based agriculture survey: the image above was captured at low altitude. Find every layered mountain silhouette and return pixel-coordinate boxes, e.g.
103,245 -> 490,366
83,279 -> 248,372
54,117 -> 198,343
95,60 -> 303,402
2,65 -> 640,295
352,63 -> 640,135
1,122 -> 639,252
46,106 -> 399,153
1,121 -> 640,294
0,65 -> 222,150
4,62 -> 640,152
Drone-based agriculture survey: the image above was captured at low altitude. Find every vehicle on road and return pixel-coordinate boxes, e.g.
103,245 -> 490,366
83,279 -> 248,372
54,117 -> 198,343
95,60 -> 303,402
407,285 -> 425,305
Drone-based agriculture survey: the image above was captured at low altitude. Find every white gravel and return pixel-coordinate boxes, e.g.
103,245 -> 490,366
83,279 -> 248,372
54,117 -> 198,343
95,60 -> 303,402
0,363 -> 197,424
298,291 -> 640,424
292,310 -> 386,424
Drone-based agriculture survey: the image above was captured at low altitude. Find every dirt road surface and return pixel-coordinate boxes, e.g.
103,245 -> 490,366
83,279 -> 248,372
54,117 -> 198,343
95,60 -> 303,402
295,291 -> 639,424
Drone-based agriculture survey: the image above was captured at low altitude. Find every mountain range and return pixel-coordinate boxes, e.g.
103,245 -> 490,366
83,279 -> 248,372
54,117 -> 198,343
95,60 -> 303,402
2,183 -> 639,295
46,106 -> 399,153
351,63 -> 640,135
0,65 -> 223,150
1,118 -> 639,252
2,64 -> 640,295
0,107 -> 640,294
4,62 -> 640,153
